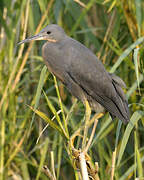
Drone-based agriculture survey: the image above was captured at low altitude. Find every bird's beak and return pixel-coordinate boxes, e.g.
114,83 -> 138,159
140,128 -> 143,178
18,33 -> 44,45
18,33 -> 56,45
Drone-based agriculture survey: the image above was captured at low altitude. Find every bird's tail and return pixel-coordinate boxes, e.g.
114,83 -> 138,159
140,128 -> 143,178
110,73 -> 130,124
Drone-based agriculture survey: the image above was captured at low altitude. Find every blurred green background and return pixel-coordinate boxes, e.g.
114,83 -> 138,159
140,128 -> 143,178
0,0 -> 144,179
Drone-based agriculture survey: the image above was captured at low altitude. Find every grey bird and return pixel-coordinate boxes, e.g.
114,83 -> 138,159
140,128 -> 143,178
18,24 -> 130,124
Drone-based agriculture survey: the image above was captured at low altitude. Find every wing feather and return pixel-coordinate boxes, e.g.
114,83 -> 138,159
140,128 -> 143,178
66,41 -> 129,123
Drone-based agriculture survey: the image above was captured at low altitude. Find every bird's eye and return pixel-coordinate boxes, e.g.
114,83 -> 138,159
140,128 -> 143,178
47,31 -> 51,34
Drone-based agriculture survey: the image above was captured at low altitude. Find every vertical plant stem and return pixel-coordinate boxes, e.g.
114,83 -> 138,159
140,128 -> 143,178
84,118 -> 98,153
53,75 -> 69,138
51,151 -> 56,180
82,100 -> 91,150
79,152 -> 89,180
57,136 -> 63,179
134,129 -> 137,179
111,148 -> 117,180
0,118 -> 5,180
12,0 -> 54,91
0,0 -> 29,110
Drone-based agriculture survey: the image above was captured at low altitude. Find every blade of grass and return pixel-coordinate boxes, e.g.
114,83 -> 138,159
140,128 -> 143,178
0,117 -> 5,180
36,110 -> 61,144
119,156 -> 144,180
115,120 -> 122,148
65,98 -> 77,123
133,47 -> 141,94
21,161 -> 30,180
126,74 -> 143,99
107,0 -> 116,12
29,106 -> 68,139
43,91 -> 69,140
135,129 -> 143,178
135,0 -> 142,37
110,37 -> 144,73
117,111 -> 143,166
5,132 -> 26,168
56,136 -> 63,179
134,129 -> 137,179
136,148 -> 143,178
12,0 -> 54,92
98,122 -> 115,143
29,66 -> 48,134
36,138 -> 49,180
111,120 -> 122,180
91,117 -> 112,147
0,0 -> 28,111
82,100 -> 91,150
70,0 -> 96,35
53,75 -> 69,138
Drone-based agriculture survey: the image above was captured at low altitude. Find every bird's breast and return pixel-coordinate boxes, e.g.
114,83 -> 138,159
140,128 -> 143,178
42,42 -> 69,83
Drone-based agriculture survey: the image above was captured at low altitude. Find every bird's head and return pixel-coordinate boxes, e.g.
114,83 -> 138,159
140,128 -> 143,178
18,24 -> 66,45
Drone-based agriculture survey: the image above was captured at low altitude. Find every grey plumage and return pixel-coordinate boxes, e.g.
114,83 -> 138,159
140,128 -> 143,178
18,24 -> 130,124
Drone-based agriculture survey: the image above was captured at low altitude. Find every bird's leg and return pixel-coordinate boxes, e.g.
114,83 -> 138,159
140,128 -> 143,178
82,99 -> 91,150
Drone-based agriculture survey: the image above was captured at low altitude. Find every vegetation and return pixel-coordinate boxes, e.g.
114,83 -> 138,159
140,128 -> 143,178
0,0 -> 144,179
